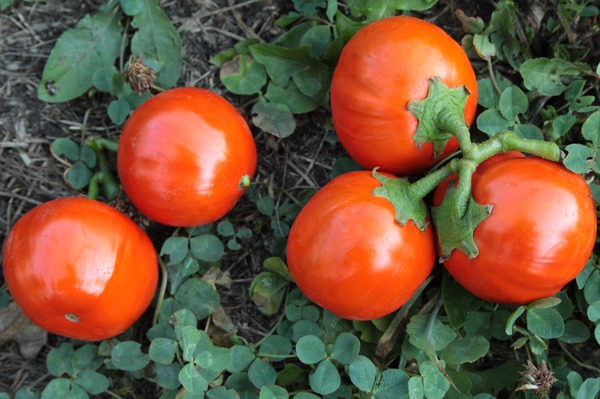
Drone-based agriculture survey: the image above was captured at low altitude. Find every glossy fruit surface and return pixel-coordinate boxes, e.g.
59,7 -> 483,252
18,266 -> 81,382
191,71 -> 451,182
286,171 -> 436,320
118,87 -> 257,227
2,197 -> 158,341
330,16 -> 478,175
433,154 -> 597,304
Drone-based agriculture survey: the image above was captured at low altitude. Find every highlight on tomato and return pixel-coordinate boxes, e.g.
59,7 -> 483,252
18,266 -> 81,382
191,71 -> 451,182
2,197 -> 158,341
117,87 -> 257,227
433,153 -> 597,305
330,15 -> 478,176
286,171 -> 436,320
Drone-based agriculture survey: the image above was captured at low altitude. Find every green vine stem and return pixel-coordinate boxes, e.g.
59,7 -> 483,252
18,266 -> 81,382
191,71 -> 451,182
87,138 -> 120,200
374,77 -> 562,259
153,257 -> 169,326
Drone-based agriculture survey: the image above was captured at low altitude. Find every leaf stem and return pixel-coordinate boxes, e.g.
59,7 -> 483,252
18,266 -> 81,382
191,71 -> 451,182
153,257 -> 169,326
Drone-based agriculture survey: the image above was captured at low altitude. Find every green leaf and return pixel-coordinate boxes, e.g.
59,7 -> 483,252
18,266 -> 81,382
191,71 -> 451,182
174,278 -> 220,320
309,359 -> 341,395
38,10 -> 123,102
373,369 -> 410,399
560,320 -> 591,344
180,326 -> 211,362
190,234 -> 224,262
51,138 -> 81,162
348,356 -> 377,392
395,0 -> 439,11
130,0 -> 182,88
120,0 -> 144,15
442,272 -> 482,329
440,335 -> 489,364
46,343 -> 75,377
160,236 -> 190,265
292,320 -> 324,342
596,324 -> 600,345
587,300 -> 600,322
167,257 -> 199,294
264,256 -> 294,281
249,271 -> 288,315
197,346 -> 232,373
552,114 -> 577,138
505,306 -> 525,335
207,386 -> 240,399
154,362 -> 181,390
71,344 -> 102,373
584,271 -> 600,304
227,345 -> 256,373
408,377 -> 423,399
407,314 -> 457,352
514,124 -> 544,140
249,44 -> 315,87
330,332 -> 360,365
293,0 -> 325,15
111,341 -> 149,371
220,54 -> 267,95
473,34 -> 496,59
179,363 -> 209,394
149,338 -> 178,365
259,385 -> 288,399
216,221 -> 235,237
331,157 -> 363,178
520,58 -> 580,96
41,379 -> 87,399
476,109 -> 512,136
576,378 -> 600,399
251,99 -> 296,138
420,361 -> 450,399
296,335 -> 327,364
259,335 -> 293,362
73,369 -> 110,395
248,359 -> 278,389
582,112 -> 600,146
499,86 -> 528,121
107,97 -> 131,125
277,363 -> 304,387
299,25 -> 331,58
526,308 -> 565,339
65,161 -> 93,190
564,144 -> 594,174
265,81 -> 320,114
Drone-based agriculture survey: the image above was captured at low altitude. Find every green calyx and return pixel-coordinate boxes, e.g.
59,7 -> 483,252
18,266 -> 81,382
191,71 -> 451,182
431,183 -> 492,261
371,169 -> 429,231
371,76 -> 563,260
408,77 -> 471,157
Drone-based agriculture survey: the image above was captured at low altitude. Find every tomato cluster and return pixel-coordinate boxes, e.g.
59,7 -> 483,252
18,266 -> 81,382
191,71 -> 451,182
286,16 -> 596,320
3,88 -> 256,340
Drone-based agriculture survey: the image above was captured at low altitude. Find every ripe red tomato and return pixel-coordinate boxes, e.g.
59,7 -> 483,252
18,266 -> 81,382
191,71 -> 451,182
330,16 -> 478,175
433,153 -> 597,305
2,197 -> 158,341
286,171 -> 436,320
118,87 -> 257,227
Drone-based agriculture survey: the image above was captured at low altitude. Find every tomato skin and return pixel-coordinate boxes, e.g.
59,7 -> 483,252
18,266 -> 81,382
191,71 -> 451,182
330,16 -> 478,175
433,154 -> 597,305
118,87 -> 257,227
286,171 -> 436,320
2,197 -> 158,341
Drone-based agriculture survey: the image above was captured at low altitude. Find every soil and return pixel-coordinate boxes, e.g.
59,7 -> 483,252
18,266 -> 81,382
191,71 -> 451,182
0,0 -> 338,394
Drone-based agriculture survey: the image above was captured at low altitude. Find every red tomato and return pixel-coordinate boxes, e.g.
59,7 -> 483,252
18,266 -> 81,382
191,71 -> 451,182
330,16 -> 478,175
118,87 -> 257,227
2,197 -> 158,341
286,171 -> 436,320
433,154 -> 597,305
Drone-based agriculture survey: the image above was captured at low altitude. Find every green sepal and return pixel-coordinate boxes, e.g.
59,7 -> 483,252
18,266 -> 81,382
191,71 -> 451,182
371,169 -> 429,231
407,77 -> 470,157
431,183 -> 492,260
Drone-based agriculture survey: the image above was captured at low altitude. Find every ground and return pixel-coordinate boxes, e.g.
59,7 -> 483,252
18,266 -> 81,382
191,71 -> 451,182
0,0 -> 338,393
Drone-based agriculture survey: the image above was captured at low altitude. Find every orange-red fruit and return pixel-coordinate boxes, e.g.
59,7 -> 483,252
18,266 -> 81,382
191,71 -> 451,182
433,154 -> 597,305
2,197 -> 158,341
118,87 -> 257,227
331,16 -> 478,175
286,171 -> 436,320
